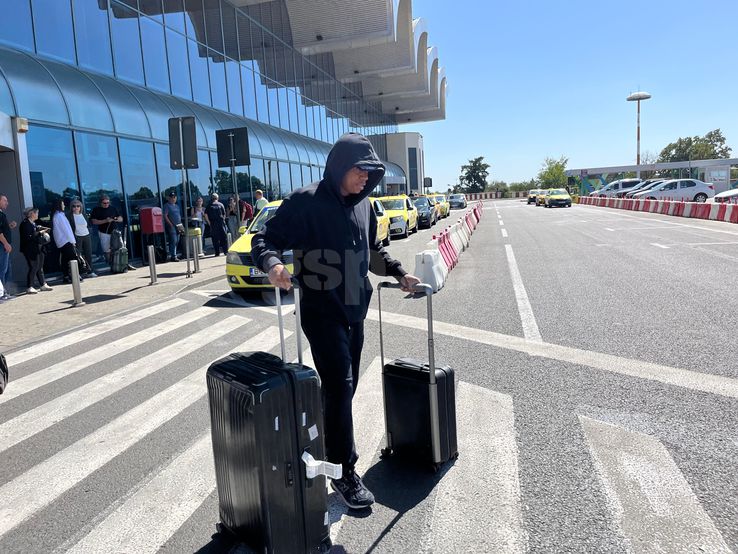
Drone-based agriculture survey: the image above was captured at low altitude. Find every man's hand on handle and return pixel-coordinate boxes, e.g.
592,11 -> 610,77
399,274 -> 421,293
268,263 -> 293,291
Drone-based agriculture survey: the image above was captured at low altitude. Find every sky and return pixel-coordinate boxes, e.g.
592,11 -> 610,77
404,0 -> 738,187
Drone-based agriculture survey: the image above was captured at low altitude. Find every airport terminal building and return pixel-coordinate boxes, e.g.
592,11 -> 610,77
0,0 -> 446,280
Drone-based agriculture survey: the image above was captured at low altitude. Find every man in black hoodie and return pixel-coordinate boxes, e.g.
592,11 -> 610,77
252,133 -> 420,509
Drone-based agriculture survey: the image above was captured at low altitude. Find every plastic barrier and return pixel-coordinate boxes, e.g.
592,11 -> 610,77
434,230 -> 454,270
449,223 -> 465,255
425,238 -> 449,282
457,217 -> 471,246
413,250 -> 446,293
444,229 -> 459,268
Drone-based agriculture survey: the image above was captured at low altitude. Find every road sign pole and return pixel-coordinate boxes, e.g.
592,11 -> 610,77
178,118 -> 191,278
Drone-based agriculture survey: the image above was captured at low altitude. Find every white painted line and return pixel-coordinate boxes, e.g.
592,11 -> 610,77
364,310 -> 738,400
0,306 -> 217,405
650,243 -> 670,249
580,416 -> 732,553
580,206 -> 738,237
504,245 -> 542,342
426,383 -> 526,553
499,220 -> 505,226
605,228 -> 615,232
65,433 -> 215,554
190,289 -> 293,318
5,298 -> 189,366
0,327 -> 284,539
330,357 -> 384,542
501,228 -> 509,238
0,315 -> 250,453
498,214 -> 502,219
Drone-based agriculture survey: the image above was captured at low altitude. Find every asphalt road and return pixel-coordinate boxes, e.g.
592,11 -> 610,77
0,200 -> 736,553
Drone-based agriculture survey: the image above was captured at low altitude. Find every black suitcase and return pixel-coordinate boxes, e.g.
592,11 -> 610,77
206,286 -> 340,553
377,282 -> 458,471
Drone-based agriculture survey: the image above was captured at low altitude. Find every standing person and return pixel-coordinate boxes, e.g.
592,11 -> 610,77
51,198 -> 81,284
163,191 -> 182,262
251,133 -> 421,509
254,189 -> 268,213
0,195 -> 17,299
226,195 -> 240,240
19,208 -> 52,293
204,193 -> 228,256
239,195 -> 254,227
90,195 -> 122,264
190,196 -> 205,256
68,200 -> 98,278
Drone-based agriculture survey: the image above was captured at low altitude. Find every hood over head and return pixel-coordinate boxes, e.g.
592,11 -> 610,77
322,133 -> 385,206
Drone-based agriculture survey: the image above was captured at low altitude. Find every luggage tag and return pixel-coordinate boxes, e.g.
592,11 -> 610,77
301,451 -> 342,480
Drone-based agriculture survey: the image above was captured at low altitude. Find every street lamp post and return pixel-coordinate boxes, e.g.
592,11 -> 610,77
626,91 -> 652,177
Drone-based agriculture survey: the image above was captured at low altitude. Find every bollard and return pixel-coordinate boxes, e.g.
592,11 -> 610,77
227,232 -> 233,248
192,237 -> 201,273
184,237 -> 192,278
147,245 -> 157,285
69,260 -> 85,307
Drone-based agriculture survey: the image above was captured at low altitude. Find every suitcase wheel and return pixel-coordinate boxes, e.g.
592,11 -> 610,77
432,463 -> 441,474
380,447 -> 393,459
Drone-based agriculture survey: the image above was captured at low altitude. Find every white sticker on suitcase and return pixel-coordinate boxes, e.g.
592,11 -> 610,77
274,416 -> 279,431
308,424 -> 318,441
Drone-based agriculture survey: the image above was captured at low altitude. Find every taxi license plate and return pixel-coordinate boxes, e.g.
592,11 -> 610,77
249,267 -> 266,277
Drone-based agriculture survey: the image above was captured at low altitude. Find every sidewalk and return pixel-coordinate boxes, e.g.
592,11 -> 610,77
0,255 -> 228,352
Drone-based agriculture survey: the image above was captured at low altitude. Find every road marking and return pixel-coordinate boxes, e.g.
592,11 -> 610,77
605,228 -> 615,232
501,228 -> 509,238
499,220 -> 505,226
330,357 -> 384,542
650,243 -> 670,249
425,383 -> 526,553
579,206 -> 738,237
504,245 -> 542,342
580,416 -> 732,553
0,327 -> 285,539
0,306 -> 217,405
190,289 -> 293,317
65,433 -> 215,554
364,310 -> 738,400
498,214 -> 502,219
5,298 -> 188,366
0,315 -> 249,453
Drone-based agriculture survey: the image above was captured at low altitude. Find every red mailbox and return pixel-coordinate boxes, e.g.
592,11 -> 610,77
140,206 -> 164,234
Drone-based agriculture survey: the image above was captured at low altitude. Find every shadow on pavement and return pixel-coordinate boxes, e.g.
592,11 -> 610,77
38,293 -> 127,313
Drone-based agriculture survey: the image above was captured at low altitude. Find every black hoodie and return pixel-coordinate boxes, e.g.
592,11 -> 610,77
251,133 -> 407,324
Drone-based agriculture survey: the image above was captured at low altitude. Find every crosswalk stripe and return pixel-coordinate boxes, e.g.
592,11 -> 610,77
65,433 -> 215,554
0,326 -> 286,540
5,298 -> 188,366
329,357 -> 384,542
424,382 -> 527,553
0,305 -> 216,405
365,309 -> 738,400
0,315 -> 249,453
580,416 -> 732,553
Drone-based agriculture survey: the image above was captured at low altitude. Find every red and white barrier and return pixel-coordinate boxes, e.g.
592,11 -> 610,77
413,249 -> 446,292
580,194 -> 738,225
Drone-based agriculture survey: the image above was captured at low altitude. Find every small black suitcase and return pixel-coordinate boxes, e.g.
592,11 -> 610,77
206,286 -> 340,553
377,282 -> 458,471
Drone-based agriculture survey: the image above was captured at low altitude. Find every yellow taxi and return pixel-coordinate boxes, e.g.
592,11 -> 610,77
432,194 -> 450,218
536,189 -> 552,206
368,197 -> 391,246
543,188 -> 572,208
527,188 -> 543,204
225,200 -> 294,293
379,195 -> 418,238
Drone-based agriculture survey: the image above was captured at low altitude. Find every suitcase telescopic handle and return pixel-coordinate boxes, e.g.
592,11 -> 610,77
377,281 -> 436,386
274,279 -> 302,364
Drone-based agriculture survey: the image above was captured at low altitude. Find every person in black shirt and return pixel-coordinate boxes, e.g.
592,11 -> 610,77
0,195 -> 18,299
204,193 -> 228,256
90,195 -> 122,263
19,207 -> 52,294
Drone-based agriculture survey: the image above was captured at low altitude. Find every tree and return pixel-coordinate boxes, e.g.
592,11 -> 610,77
658,129 -> 732,163
458,156 -> 490,193
537,156 -> 568,188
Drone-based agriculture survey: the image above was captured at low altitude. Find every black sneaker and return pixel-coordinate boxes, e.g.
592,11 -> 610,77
330,470 -> 375,509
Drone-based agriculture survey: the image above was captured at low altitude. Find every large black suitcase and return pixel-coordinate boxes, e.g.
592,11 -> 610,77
377,282 -> 458,471
206,286 -> 340,553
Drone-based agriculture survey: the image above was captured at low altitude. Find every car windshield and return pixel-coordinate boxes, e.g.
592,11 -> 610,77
434,196 -> 444,202
381,199 -> 405,210
414,198 -> 430,207
549,189 -> 568,195
247,206 -> 278,234
449,194 -> 463,200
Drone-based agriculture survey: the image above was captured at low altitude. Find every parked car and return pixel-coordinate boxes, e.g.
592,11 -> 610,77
380,195 -> 418,238
432,194 -> 450,217
536,189 -> 552,206
413,196 -> 437,228
369,197 -> 391,245
616,178 -> 649,197
528,189 -> 543,204
712,188 -> 738,204
589,178 -> 642,198
543,188 -> 572,208
448,193 -> 467,209
225,200 -> 293,293
632,179 -> 715,202
624,179 -> 664,198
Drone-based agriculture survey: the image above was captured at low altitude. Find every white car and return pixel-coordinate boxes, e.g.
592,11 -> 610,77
589,178 -> 642,198
632,179 -> 715,203
712,188 -> 738,204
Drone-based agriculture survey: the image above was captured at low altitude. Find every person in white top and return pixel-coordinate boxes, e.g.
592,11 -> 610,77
68,200 -> 97,277
51,198 -> 83,284
254,189 -> 268,213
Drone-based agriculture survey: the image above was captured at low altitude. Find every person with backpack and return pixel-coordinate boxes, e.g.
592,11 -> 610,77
239,196 -> 254,227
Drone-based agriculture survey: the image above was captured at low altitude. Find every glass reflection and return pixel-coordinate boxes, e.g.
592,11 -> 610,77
73,0 -> 114,75
0,0 -> 34,52
140,16 -> 170,93
33,0 -> 76,63
166,28 -> 192,100
110,2 -> 145,85
119,138 -> 159,259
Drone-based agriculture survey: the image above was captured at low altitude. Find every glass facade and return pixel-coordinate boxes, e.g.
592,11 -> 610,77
0,0 -> 404,264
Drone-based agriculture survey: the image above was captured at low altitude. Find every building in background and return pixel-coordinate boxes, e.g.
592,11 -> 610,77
0,0 -> 446,284
386,132 -> 424,195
